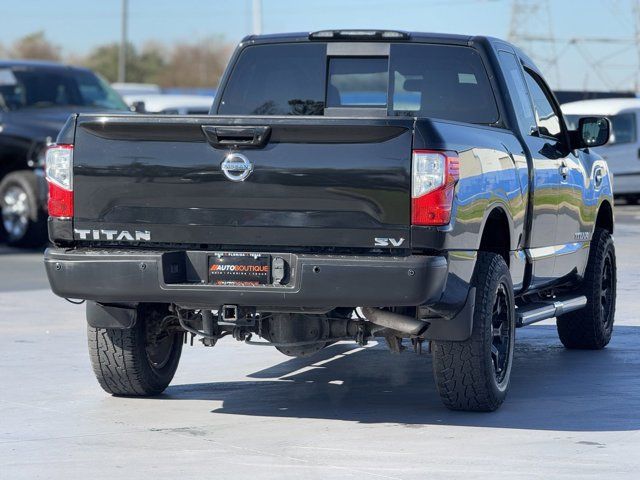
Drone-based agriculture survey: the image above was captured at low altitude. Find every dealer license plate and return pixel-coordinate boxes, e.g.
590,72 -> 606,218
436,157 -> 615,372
208,253 -> 270,286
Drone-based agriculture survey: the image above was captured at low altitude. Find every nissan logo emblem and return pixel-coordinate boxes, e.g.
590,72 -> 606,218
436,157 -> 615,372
221,152 -> 253,182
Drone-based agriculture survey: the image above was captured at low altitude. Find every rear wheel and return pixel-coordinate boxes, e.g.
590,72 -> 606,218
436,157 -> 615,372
557,227 -> 616,349
0,170 -> 47,247
88,305 -> 183,396
432,252 -> 516,411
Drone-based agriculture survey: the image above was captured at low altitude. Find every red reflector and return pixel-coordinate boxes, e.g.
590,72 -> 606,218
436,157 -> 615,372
411,151 -> 459,226
411,183 -> 456,225
48,183 -> 73,218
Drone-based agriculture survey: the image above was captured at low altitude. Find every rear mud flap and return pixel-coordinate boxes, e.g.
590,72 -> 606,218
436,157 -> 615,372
87,301 -> 137,329
424,287 -> 476,341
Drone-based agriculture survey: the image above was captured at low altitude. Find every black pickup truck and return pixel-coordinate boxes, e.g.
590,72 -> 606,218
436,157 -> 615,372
44,30 -> 616,411
0,60 -> 129,246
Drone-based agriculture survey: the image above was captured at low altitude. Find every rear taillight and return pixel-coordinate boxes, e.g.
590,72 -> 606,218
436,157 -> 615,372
411,150 -> 460,226
45,144 -> 74,218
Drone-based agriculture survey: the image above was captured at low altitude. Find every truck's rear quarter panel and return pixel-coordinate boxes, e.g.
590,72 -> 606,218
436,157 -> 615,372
410,119 -> 529,304
412,119 -> 528,252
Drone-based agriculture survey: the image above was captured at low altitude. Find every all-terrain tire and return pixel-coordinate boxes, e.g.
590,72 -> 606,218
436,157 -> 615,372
432,252 -> 516,412
557,227 -> 616,349
88,305 -> 183,396
0,170 -> 47,247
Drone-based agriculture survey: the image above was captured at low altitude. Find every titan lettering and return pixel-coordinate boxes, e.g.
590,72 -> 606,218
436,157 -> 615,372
74,229 -> 151,241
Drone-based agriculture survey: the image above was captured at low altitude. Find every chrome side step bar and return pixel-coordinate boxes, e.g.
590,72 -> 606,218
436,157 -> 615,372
516,295 -> 587,327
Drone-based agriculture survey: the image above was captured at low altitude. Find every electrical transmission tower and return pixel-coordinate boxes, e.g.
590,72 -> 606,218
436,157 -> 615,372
509,0 -> 640,92
508,0 -> 560,88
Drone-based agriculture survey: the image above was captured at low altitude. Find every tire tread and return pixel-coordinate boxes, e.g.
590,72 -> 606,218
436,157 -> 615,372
432,253 -> 514,412
557,228 -> 616,349
87,307 -> 181,396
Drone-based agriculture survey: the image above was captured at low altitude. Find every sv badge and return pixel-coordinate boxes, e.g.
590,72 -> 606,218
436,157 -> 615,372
374,237 -> 406,247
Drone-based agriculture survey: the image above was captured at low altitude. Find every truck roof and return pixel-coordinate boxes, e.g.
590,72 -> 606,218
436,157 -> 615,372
0,59 -> 92,72
241,30 -> 477,46
237,31 -> 535,71
562,97 -> 640,116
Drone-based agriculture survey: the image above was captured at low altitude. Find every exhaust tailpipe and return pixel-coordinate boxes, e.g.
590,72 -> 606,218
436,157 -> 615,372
360,307 -> 428,336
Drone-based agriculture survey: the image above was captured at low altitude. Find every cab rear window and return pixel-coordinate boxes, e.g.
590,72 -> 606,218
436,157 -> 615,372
217,43 -> 326,116
217,42 -> 499,124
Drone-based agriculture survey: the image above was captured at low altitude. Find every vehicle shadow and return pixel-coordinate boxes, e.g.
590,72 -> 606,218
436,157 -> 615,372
164,325 -> 640,432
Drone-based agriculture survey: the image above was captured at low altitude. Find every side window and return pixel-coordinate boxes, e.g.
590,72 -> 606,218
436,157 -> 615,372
497,51 -> 536,136
524,70 -> 562,138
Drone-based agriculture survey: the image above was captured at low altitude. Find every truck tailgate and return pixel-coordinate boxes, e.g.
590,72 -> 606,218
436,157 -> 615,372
72,115 -> 414,249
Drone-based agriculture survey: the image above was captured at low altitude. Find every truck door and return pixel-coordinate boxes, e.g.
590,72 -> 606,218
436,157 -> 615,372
498,51 -> 559,287
523,68 -> 589,281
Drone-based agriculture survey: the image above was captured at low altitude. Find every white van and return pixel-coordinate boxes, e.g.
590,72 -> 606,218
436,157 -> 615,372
563,98 -> 640,202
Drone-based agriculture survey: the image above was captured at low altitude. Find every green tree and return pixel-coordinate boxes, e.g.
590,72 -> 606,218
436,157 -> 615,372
82,42 -> 166,83
136,42 -> 166,84
9,31 -> 61,61
82,43 -> 121,82
73,37 -> 231,87
156,37 -> 231,88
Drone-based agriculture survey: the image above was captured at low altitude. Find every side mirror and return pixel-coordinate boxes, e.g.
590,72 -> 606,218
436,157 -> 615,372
130,101 -> 146,113
577,116 -> 610,149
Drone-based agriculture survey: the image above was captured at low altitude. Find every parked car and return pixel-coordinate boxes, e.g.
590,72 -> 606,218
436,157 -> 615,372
563,98 -> 640,203
44,30 -> 615,412
0,60 -> 130,246
123,94 -> 214,115
111,82 -> 162,97
112,82 -> 214,115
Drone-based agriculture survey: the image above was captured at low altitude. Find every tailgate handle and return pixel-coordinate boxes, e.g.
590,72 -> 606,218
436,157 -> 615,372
202,126 -> 271,149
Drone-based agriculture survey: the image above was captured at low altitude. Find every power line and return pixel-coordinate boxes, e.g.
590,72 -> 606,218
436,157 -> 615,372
508,0 -> 560,88
509,0 -> 640,92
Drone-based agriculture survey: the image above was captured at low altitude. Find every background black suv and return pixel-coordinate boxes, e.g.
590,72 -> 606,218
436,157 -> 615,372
0,60 -> 129,247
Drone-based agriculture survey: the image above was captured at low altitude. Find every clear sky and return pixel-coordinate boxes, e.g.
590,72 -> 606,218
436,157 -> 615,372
2,0 -> 639,91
